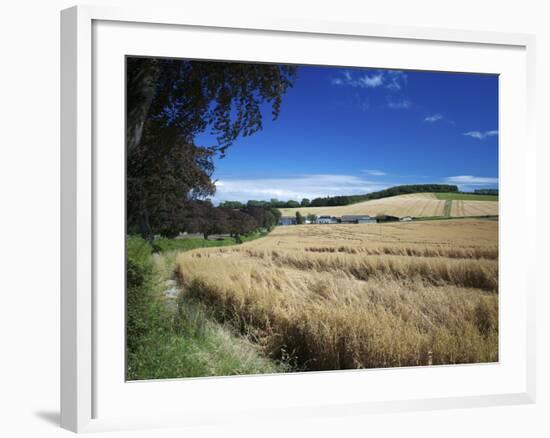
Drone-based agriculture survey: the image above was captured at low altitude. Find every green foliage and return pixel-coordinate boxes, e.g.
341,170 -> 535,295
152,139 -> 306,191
129,300 -> 286,380
152,231 -> 269,253
126,234 -> 284,380
239,230 -> 270,243
218,200 -> 245,209
153,237 -> 235,253
296,211 -> 304,224
306,214 -> 318,223
474,189 -> 498,195
434,192 -> 498,201
285,200 -> 300,208
126,236 -> 169,354
126,58 -> 297,240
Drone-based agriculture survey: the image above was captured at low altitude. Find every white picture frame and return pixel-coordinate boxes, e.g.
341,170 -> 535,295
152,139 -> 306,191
60,4 -> 536,433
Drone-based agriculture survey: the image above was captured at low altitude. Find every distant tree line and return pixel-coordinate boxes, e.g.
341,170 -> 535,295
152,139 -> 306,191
309,184 -> 459,207
219,198 -> 312,209
128,200 -> 281,242
473,189 -> 498,195
219,184 -> 459,211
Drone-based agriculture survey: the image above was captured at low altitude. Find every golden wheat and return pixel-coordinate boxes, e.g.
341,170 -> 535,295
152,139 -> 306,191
175,219 -> 498,371
279,193 -> 445,217
451,200 -> 499,217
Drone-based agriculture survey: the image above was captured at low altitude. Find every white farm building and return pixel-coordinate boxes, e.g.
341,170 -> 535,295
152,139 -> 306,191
341,215 -> 376,224
316,215 -> 338,224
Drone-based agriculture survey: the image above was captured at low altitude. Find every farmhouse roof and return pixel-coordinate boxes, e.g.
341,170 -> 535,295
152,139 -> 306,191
341,215 -> 373,220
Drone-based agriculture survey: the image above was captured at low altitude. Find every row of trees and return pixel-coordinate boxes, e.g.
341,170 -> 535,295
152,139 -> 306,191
474,189 -> 498,195
219,198 -> 312,209
309,184 -> 459,207
128,200 -> 282,241
219,184 -> 460,211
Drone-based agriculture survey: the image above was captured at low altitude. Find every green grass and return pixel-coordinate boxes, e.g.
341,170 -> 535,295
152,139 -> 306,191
153,236 -> 235,253
128,299 -> 287,380
239,230 -> 270,243
153,230 -> 271,253
434,192 -> 498,201
443,200 -> 452,217
127,233 -> 283,380
413,215 -> 499,222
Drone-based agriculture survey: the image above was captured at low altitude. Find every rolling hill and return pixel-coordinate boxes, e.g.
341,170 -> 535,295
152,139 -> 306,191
279,192 -> 498,218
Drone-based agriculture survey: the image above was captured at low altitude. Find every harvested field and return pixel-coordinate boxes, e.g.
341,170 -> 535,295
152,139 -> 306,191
175,219 -> 498,371
279,193 -> 446,218
451,200 -> 499,217
279,192 -> 499,218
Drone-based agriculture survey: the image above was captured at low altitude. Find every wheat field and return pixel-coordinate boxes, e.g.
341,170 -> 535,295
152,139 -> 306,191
279,193 -> 445,217
451,200 -> 499,217
176,219 -> 498,371
279,192 -> 497,218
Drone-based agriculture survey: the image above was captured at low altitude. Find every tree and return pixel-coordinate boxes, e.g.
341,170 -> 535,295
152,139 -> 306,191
307,214 -> 317,224
198,205 -> 229,240
301,198 -> 310,207
242,206 -> 279,230
127,129 -> 216,240
296,211 -> 304,225
270,198 -> 285,208
271,208 -> 282,225
126,58 -> 297,241
285,200 -> 300,208
127,58 -> 296,156
218,200 -> 245,209
225,209 -> 258,242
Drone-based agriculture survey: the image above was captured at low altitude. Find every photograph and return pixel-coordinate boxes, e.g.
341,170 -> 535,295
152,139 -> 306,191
125,56 -> 499,380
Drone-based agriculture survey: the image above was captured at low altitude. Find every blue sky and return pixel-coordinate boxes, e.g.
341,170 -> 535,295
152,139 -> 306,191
196,65 -> 498,204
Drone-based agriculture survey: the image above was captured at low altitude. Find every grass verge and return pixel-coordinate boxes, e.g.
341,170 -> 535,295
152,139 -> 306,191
434,192 -> 498,201
126,234 -> 284,380
443,200 -> 452,217
153,230 -> 270,253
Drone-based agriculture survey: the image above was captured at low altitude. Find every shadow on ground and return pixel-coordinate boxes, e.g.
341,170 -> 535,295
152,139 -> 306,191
34,410 -> 60,427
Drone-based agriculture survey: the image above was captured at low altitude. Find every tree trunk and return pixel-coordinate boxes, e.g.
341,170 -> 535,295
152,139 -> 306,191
126,58 -> 161,153
138,208 -> 154,245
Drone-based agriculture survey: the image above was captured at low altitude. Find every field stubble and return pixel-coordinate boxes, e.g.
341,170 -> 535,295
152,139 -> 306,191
175,220 -> 498,371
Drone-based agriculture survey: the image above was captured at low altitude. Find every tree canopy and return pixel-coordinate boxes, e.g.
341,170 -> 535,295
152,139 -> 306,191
126,58 -> 296,240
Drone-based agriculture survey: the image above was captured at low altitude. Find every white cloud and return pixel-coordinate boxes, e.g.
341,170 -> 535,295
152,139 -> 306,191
331,70 -> 407,90
359,73 -> 384,88
385,70 -> 408,91
444,175 -> 498,185
211,174 -> 389,204
387,98 -> 411,109
362,169 -> 386,176
424,114 -> 443,123
464,130 -> 499,140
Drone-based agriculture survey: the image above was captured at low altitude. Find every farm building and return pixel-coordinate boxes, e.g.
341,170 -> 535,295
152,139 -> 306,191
376,215 -> 399,223
278,216 -> 297,226
399,216 -> 413,222
341,215 -> 376,224
316,215 -> 338,224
